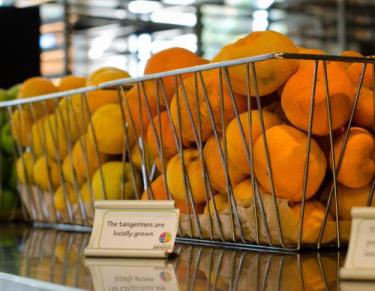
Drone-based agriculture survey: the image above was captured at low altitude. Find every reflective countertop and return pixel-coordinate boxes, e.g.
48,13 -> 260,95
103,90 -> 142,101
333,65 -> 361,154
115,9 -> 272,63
0,223 -> 361,290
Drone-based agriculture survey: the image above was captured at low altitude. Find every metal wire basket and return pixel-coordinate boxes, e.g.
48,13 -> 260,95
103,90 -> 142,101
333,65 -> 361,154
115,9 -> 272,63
1,52 -> 374,251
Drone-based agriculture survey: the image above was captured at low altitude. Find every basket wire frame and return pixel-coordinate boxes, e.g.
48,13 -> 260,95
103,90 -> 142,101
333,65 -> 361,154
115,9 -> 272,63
1,52 -> 374,251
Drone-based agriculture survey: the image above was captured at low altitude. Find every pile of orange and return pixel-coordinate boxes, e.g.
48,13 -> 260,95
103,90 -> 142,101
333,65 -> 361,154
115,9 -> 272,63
11,30 -> 374,239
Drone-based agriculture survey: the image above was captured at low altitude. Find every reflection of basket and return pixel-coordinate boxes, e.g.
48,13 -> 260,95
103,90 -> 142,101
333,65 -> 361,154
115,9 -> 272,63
16,227 -> 342,290
2,53 -> 374,250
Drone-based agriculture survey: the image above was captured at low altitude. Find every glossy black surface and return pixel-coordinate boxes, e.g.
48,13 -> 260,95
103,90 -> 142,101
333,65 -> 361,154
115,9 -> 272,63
0,223 -> 347,290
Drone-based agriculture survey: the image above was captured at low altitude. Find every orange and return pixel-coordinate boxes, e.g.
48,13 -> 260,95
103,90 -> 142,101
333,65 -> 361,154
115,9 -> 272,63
176,199 -> 205,214
170,71 -> 247,144
226,109 -> 282,175
72,134 -> 108,182
339,50 -> 363,70
58,75 -> 86,91
54,184 -> 77,213
86,67 -> 128,85
123,85 -> 159,138
17,77 -> 59,117
204,194 -> 229,215
87,103 -> 136,154
141,175 -> 170,200
330,127 -> 374,188
143,47 -> 208,105
290,200 -> 333,243
88,69 -> 130,86
347,56 -> 375,89
329,183 -> 374,220
33,156 -> 61,191
11,109 -> 33,147
233,179 -> 259,206
203,136 -> 247,193
31,114 -> 69,161
212,30 -> 298,96
56,94 -> 89,142
146,111 -> 179,162
253,124 -> 327,201
16,152 -> 34,184
85,67 -> 131,113
281,59 -> 354,135
166,149 -> 209,204
351,87 -> 374,129
296,48 -> 325,71
62,155 -> 84,186
141,175 -> 205,214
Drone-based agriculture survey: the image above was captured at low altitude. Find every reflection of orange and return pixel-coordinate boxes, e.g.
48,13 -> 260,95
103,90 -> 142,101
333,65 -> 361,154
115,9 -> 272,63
144,47 -> 208,105
253,125 -> 327,201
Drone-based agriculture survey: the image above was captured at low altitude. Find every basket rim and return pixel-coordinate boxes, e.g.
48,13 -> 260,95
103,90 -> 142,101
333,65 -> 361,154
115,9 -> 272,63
1,51 -> 374,108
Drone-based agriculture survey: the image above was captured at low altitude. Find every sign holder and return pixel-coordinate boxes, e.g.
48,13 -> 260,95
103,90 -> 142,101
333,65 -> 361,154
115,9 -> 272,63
84,200 -> 179,258
340,207 -> 375,281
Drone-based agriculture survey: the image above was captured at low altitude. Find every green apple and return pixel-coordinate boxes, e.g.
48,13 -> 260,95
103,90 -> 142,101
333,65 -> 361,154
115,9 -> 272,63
0,189 -> 18,211
0,89 -> 7,102
1,123 -> 14,155
6,84 -> 21,100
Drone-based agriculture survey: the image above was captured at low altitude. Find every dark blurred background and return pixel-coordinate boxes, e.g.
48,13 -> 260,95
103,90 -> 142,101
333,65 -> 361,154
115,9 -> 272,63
0,6 -> 40,88
1,0 -> 375,83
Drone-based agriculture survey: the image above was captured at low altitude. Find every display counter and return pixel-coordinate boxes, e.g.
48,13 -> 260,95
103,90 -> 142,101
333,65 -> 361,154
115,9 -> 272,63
0,223 -> 360,290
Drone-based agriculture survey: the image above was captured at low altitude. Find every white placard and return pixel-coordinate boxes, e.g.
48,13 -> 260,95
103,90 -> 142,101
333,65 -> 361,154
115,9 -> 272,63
84,200 -> 180,258
85,258 -> 179,291
340,207 -> 375,280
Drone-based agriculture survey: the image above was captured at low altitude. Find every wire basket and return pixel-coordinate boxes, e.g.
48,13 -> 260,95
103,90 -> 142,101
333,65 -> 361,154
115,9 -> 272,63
1,52 -> 374,251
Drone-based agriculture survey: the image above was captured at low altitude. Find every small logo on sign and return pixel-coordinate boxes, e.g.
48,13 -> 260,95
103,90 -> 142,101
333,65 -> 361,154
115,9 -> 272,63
159,271 -> 172,282
159,232 -> 172,243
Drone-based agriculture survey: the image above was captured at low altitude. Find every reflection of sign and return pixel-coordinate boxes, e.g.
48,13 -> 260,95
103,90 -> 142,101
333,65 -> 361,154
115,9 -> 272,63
340,208 -> 375,280
85,258 -> 179,291
85,201 -> 179,258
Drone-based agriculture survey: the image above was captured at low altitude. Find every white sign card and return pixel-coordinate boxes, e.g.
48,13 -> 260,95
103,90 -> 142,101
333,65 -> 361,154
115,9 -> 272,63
340,207 -> 375,280
85,258 -> 179,291
85,200 -> 180,258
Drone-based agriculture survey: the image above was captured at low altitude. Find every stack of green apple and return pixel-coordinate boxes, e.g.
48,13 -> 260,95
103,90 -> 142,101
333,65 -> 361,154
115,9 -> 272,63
0,84 -> 20,220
